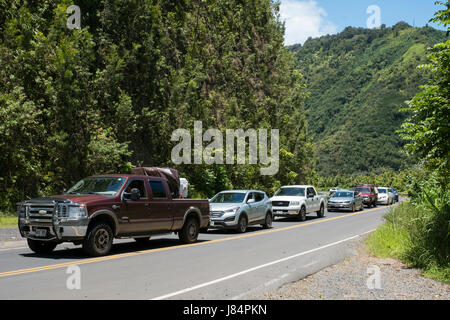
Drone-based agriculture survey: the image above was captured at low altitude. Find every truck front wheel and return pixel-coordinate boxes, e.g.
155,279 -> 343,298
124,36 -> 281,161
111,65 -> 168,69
27,239 -> 57,254
297,206 -> 306,221
82,222 -> 113,256
179,217 -> 199,244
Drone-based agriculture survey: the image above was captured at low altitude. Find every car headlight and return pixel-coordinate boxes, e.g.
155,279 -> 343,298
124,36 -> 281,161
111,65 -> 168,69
290,201 -> 300,206
223,208 -> 238,215
67,204 -> 88,219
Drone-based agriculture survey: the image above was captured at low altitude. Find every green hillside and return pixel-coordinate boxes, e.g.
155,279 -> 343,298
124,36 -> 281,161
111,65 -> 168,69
291,23 -> 447,176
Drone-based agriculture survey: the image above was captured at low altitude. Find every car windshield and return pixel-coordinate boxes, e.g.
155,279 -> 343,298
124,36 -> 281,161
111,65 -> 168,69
274,187 -> 305,197
379,189 -> 387,193
331,191 -> 354,198
66,177 -> 126,196
356,187 -> 370,193
210,192 -> 246,203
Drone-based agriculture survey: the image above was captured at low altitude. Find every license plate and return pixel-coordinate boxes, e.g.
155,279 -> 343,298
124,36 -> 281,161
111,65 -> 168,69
275,211 -> 285,214
35,229 -> 47,237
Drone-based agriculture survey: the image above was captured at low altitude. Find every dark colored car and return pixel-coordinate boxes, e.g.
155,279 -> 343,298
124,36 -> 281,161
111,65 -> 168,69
17,173 -> 210,256
327,190 -> 364,212
355,184 -> 378,208
390,188 -> 399,202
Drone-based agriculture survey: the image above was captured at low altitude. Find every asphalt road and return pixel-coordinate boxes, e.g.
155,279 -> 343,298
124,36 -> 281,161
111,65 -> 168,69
0,204 -> 396,299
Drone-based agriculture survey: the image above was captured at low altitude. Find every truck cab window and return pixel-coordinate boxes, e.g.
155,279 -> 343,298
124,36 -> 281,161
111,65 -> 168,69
149,180 -> 167,199
124,179 -> 147,200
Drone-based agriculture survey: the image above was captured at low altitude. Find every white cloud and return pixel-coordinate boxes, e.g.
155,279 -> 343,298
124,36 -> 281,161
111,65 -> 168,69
279,0 -> 337,45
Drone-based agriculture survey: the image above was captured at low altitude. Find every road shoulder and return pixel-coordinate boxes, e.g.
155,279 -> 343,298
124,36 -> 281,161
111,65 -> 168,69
255,235 -> 450,300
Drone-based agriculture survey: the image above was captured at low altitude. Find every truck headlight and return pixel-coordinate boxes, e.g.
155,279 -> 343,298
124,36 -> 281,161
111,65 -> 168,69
67,204 -> 88,219
290,201 -> 300,206
17,205 -> 25,218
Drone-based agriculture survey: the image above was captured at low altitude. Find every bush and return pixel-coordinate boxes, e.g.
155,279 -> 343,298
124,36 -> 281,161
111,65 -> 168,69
368,171 -> 450,283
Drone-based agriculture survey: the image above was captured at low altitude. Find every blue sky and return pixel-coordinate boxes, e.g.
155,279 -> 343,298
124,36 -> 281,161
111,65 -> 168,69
279,0 -> 447,45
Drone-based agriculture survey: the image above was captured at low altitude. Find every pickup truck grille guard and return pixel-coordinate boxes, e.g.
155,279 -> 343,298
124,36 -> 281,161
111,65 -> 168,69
20,201 -> 58,241
19,201 -> 88,242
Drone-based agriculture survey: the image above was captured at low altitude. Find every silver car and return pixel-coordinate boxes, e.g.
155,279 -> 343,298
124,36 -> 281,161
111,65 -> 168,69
327,190 -> 364,212
208,190 -> 273,233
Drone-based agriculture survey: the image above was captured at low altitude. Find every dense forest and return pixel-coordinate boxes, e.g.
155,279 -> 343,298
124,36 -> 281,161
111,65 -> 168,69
0,0 -> 314,210
0,1 -> 447,212
291,23 -> 447,176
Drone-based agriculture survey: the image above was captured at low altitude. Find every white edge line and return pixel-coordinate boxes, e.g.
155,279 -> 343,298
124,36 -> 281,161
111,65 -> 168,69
150,229 -> 376,300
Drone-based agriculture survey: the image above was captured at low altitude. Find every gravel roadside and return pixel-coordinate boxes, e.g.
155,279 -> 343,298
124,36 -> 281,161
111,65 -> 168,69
0,228 -> 26,249
255,235 -> 449,300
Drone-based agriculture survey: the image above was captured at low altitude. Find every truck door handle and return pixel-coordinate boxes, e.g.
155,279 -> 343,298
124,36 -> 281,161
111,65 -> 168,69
112,205 -> 120,210
145,203 -> 150,207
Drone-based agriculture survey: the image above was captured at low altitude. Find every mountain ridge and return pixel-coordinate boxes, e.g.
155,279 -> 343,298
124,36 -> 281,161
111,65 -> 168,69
290,22 -> 447,176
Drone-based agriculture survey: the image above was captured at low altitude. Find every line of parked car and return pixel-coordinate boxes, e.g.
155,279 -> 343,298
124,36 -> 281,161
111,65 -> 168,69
207,184 -> 399,234
16,167 -> 400,256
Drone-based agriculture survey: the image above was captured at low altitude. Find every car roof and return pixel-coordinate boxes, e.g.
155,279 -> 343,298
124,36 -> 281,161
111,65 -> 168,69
218,190 -> 265,193
280,185 -> 310,188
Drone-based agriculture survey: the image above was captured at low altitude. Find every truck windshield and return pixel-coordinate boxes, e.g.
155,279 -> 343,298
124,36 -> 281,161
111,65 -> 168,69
210,192 -> 246,203
66,177 -> 126,196
274,187 -> 305,197
356,187 -> 370,193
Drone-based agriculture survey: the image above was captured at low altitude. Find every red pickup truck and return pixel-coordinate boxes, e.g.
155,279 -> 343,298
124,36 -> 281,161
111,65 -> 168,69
17,172 -> 210,256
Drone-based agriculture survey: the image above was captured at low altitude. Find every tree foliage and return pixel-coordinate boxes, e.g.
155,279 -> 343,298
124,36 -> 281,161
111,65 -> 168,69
0,0 -> 313,209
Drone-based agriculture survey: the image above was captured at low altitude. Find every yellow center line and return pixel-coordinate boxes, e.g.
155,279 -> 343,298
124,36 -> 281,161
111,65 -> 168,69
0,205 -> 389,278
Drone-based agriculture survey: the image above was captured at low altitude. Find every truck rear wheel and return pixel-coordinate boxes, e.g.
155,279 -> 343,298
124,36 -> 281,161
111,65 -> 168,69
316,204 -> 325,218
27,239 -> 57,254
82,222 -> 113,256
179,217 -> 199,244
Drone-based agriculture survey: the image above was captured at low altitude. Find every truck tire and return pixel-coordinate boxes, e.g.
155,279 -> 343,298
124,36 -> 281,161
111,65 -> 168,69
179,217 -> 199,244
27,239 -> 57,254
316,204 -> 325,218
262,212 -> 273,229
297,206 -> 306,221
82,222 -> 113,257
236,215 -> 248,233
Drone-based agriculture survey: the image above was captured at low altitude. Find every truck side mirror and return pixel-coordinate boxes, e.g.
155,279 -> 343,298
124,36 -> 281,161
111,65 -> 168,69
130,188 -> 141,201
247,198 -> 255,204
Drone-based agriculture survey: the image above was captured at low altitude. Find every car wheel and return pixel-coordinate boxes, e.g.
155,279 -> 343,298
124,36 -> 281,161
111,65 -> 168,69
83,222 -> 114,257
27,239 -> 57,254
179,217 -> 199,244
262,212 -> 273,229
237,215 -> 248,233
297,206 -> 306,221
316,204 -> 325,218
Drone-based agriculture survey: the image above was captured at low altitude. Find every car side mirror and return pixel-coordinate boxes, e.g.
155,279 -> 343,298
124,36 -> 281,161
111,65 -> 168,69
130,188 -> 141,201
247,198 -> 255,204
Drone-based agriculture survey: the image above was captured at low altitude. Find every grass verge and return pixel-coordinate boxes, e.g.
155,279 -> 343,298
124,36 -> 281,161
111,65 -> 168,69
367,202 -> 450,284
0,212 -> 18,228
